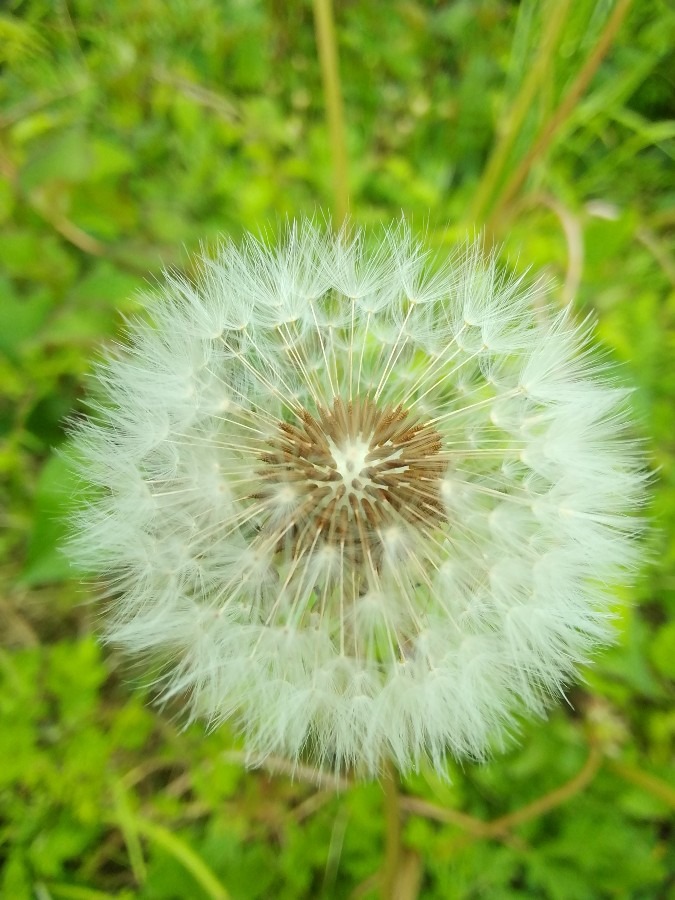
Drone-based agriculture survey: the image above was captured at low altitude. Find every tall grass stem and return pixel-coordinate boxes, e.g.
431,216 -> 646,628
312,0 -> 350,227
486,0 -> 633,235
470,0 -> 573,225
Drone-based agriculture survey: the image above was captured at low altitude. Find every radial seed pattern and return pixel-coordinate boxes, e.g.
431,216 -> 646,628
256,396 -> 446,571
67,221 -> 645,776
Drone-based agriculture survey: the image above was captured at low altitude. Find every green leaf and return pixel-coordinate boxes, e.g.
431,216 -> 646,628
21,453 -> 81,586
0,277 -> 53,357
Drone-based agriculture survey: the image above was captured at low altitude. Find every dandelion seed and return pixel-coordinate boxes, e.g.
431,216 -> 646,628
67,219 -> 646,777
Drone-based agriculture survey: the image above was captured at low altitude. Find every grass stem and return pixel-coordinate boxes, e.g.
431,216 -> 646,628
312,0 -> 350,227
470,0 -> 572,225
486,0 -> 633,236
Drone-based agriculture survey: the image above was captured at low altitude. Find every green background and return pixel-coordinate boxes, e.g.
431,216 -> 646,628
1,0 -> 674,897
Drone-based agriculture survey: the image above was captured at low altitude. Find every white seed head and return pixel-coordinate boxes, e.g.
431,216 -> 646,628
66,219 -> 647,777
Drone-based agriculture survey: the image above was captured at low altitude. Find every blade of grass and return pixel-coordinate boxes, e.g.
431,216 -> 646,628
135,818 -> 230,900
470,0 -> 572,224
110,779 -> 147,886
486,0 -> 634,235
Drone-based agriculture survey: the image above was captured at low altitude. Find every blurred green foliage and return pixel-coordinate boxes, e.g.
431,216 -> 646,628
1,0 -> 674,897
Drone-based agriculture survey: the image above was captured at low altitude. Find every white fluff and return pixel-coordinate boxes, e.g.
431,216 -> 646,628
66,219 -> 647,778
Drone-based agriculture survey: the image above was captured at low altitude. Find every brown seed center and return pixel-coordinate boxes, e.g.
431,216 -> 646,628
257,396 -> 447,567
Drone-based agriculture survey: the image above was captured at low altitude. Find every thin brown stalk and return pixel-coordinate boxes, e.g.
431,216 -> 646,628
479,742 -> 602,837
398,795 -> 486,835
400,742 -> 603,845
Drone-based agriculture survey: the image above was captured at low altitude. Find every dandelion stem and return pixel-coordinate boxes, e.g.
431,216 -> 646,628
312,0 -> 350,227
380,762 -> 402,899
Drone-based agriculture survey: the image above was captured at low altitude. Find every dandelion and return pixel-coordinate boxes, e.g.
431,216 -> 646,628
67,219 -> 645,777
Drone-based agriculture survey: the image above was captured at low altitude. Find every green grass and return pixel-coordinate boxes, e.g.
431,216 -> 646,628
1,0 -> 674,897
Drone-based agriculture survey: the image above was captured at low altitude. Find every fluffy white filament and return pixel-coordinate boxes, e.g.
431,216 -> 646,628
67,220 -> 646,777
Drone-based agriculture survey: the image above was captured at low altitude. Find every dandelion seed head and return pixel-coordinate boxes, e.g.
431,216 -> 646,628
67,218 -> 646,777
